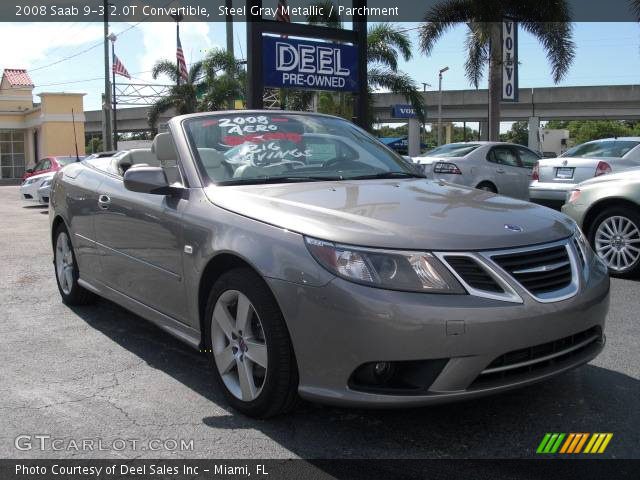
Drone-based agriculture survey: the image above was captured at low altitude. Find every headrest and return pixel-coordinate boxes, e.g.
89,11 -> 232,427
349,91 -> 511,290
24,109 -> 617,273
198,148 -> 225,169
117,149 -> 156,166
151,133 -> 177,161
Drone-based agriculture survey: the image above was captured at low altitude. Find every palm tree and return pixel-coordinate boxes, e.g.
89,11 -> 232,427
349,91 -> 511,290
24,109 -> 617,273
147,59 -> 204,132
198,48 -> 246,111
419,0 -> 575,141
307,3 -> 425,126
148,49 -> 245,131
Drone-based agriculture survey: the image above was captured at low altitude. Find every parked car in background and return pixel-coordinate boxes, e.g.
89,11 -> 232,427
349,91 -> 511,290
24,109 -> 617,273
562,168 -> 640,277
530,137 -> 640,209
36,177 -> 53,204
50,111 -> 609,418
412,142 -> 541,200
21,155 -> 84,181
20,171 -> 54,202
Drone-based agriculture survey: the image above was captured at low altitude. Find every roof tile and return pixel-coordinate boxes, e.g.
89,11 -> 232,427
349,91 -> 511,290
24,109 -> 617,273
2,69 -> 34,87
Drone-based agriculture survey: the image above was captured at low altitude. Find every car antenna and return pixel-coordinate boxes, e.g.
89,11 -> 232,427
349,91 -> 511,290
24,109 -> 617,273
71,108 -> 80,161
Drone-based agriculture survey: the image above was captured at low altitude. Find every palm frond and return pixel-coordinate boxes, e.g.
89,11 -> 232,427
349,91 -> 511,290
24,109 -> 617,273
419,0 -> 474,55
464,24 -> 489,88
147,96 -> 174,131
307,0 -> 342,27
368,23 -> 412,63
521,21 -> 575,83
368,67 -> 425,123
151,60 -> 179,82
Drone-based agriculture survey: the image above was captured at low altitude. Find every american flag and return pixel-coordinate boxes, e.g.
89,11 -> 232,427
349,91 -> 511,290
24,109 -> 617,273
112,55 -> 131,79
176,33 -> 189,83
276,0 -> 290,23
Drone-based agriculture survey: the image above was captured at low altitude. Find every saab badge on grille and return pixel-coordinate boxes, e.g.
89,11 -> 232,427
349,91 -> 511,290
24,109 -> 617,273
504,224 -> 524,232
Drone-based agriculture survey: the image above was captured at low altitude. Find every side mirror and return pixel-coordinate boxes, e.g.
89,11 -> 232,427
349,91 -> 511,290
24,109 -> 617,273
25,168 -> 34,174
123,166 -> 180,195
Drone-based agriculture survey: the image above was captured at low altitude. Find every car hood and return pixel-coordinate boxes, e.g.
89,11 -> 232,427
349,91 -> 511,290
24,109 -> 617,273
205,179 -> 575,251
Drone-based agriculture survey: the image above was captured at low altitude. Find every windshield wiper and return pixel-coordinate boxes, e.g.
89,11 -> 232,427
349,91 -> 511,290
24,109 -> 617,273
348,171 -> 426,180
216,175 -> 344,185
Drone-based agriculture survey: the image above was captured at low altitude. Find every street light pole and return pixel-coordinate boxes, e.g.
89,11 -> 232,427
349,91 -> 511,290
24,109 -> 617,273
422,82 -> 431,146
108,33 -> 118,150
437,66 -> 449,146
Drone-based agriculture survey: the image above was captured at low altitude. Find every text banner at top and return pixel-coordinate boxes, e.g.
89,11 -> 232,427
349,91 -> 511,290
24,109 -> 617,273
3,0 -> 639,22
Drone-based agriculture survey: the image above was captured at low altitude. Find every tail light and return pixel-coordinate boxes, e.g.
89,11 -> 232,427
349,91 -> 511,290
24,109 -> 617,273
433,162 -> 462,175
531,162 -> 539,181
595,161 -> 612,177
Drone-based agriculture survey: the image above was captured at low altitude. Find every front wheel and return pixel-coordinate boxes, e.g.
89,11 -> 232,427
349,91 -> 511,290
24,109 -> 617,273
204,268 -> 298,418
476,182 -> 497,193
589,206 -> 640,277
53,226 -> 96,305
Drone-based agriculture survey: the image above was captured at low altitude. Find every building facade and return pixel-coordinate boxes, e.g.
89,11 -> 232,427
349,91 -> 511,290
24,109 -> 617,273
0,68 -> 86,179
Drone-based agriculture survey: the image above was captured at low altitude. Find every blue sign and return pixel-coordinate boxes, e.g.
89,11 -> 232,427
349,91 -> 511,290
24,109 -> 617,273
392,104 -> 417,118
262,36 -> 358,92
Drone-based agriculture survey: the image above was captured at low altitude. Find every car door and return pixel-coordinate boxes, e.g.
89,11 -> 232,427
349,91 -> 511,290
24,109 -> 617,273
514,146 -> 541,200
486,146 -> 522,198
93,165 -> 189,323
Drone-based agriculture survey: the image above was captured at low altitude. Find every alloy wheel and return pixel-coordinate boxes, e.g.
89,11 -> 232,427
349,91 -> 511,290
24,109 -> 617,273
211,290 -> 268,402
55,232 -> 74,295
595,215 -> 640,272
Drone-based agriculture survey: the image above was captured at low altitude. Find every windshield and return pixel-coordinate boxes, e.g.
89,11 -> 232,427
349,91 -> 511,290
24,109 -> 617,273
424,143 -> 481,158
183,113 -> 422,185
561,141 -> 640,159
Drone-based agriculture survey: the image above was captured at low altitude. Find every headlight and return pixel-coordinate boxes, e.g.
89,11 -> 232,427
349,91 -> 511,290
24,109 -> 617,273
304,237 -> 465,294
40,179 -> 51,188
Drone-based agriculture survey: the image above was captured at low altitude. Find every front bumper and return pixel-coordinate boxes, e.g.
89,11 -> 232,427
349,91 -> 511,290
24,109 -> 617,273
267,254 -> 609,407
19,184 -> 41,202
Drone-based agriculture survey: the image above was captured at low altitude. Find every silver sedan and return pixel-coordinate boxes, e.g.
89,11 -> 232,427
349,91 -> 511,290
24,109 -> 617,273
413,142 -> 541,200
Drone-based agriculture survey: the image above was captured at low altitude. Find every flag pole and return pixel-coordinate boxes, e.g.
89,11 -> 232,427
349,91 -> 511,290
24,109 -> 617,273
172,13 -> 184,86
109,33 -> 118,150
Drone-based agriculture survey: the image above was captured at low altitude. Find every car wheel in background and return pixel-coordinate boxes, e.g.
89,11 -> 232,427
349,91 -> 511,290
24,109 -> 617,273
53,226 -> 96,305
476,182 -> 497,193
589,206 -> 640,277
204,268 -> 298,418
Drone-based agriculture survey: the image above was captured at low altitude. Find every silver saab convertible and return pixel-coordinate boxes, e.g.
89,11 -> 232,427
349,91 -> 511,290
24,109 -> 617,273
49,112 -> 610,418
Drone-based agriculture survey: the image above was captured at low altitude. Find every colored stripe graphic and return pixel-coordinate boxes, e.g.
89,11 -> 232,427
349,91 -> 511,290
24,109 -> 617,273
537,433 -> 613,454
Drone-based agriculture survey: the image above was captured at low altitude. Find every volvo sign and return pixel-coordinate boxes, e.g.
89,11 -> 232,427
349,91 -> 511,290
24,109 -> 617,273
262,36 -> 359,92
501,20 -> 518,102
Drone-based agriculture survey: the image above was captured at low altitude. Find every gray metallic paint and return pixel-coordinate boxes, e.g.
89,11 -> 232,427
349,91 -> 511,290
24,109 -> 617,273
50,111 -> 609,407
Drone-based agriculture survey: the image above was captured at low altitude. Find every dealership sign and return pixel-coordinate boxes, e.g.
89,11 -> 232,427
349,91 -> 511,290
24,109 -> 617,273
391,104 -> 417,118
262,36 -> 358,92
501,20 -> 518,102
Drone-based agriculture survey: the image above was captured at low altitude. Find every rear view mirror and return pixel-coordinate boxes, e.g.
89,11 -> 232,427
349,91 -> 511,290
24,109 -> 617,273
123,166 -> 179,195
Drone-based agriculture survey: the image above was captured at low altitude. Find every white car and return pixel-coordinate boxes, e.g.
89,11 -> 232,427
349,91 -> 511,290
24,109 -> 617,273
36,178 -> 53,204
529,137 -> 640,209
20,172 -> 54,203
412,142 -> 541,200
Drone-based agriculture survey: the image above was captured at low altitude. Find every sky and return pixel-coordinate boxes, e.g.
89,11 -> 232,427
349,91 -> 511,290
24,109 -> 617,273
1,21 -> 639,116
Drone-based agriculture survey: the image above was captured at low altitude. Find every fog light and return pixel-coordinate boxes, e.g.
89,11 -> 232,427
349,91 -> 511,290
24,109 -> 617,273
374,362 -> 390,377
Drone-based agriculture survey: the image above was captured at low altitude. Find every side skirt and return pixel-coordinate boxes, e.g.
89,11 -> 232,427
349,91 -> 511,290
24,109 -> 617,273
78,277 -> 202,350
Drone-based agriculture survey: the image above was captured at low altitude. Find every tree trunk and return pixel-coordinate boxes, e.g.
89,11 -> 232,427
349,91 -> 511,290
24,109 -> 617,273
488,22 -> 502,141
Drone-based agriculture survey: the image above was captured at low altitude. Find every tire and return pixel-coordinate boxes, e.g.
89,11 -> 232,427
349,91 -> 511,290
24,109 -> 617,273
476,182 -> 497,193
588,205 -> 640,278
53,225 -> 96,305
204,268 -> 298,418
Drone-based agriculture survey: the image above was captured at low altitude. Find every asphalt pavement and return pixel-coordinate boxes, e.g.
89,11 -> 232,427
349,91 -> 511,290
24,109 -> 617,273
1,185 -> 638,461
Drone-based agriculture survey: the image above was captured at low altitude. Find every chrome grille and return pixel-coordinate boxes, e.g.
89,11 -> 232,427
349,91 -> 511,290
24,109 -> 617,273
491,244 -> 573,296
444,256 -> 504,293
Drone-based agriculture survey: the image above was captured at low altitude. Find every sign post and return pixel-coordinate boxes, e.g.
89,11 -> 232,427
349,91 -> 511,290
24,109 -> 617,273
501,20 -> 518,102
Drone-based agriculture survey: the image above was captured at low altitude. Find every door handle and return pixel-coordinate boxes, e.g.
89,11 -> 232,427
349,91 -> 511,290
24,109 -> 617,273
98,194 -> 111,210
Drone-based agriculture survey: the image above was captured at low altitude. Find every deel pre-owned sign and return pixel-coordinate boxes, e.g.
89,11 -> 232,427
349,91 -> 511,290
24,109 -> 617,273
262,36 -> 358,92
